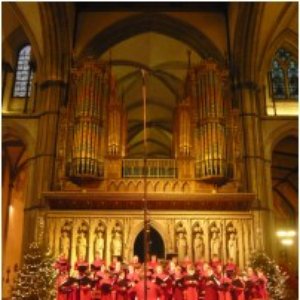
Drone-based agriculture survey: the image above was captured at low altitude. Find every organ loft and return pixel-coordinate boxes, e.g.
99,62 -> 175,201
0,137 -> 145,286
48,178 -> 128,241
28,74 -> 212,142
2,2 -> 298,298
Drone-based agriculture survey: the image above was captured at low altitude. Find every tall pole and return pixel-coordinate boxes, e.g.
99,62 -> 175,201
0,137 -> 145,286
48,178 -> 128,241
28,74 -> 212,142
141,69 -> 148,300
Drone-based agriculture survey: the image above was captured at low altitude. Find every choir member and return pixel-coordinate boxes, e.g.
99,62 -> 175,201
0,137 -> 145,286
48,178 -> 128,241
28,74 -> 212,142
130,255 -> 142,269
132,271 -> 161,300
115,270 -> 130,300
183,265 -> 199,300
231,272 -> 245,300
54,253 -> 71,274
256,269 -> 269,300
172,266 -> 184,300
181,256 -> 192,274
155,264 -> 172,300
91,252 -> 106,271
56,271 -> 72,300
244,267 -> 259,300
78,273 -> 92,300
204,267 -> 219,300
148,254 -> 159,271
99,270 -> 114,300
74,255 -> 89,276
211,254 -> 222,273
225,258 -> 237,279
218,272 -> 232,300
127,264 -> 140,300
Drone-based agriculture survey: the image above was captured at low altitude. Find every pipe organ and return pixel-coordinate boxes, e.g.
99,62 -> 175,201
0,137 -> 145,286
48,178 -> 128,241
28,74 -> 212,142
107,75 -> 126,157
66,59 -> 108,180
54,57 -> 241,188
191,59 -> 230,182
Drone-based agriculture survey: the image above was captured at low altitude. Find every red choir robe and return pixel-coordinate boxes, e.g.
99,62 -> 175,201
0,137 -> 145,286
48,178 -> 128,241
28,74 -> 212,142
225,263 -> 237,278
54,258 -> 71,274
78,275 -> 92,300
218,276 -> 232,300
155,273 -> 172,300
127,272 -> 139,300
245,276 -> 260,300
56,274 -> 70,300
256,276 -> 269,300
183,273 -> 199,300
100,277 -> 114,300
133,279 -> 161,300
204,275 -> 219,300
115,277 -> 130,300
147,260 -> 158,271
231,278 -> 245,300
210,259 -> 222,273
172,274 -> 184,300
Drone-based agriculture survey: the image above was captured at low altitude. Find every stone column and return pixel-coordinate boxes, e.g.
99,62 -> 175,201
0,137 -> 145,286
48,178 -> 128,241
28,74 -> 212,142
236,82 -> 270,252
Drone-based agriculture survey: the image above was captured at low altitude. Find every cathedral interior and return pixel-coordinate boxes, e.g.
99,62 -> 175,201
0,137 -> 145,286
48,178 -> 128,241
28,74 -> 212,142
2,2 -> 298,298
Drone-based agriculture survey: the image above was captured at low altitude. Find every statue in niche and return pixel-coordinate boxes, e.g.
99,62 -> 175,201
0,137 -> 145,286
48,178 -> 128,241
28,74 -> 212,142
94,230 -> 105,260
176,223 -> 187,262
111,223 -> 123,258
193,232 -> 204,262
210,226 -> 221,259
228,232 -> 237,263
77,231 -> 87,260
60,230 -> 70,259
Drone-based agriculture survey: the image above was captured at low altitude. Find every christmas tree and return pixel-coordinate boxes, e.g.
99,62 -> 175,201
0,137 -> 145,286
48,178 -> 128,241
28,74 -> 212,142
249,250 -> 289,300
11,242 -> 57,300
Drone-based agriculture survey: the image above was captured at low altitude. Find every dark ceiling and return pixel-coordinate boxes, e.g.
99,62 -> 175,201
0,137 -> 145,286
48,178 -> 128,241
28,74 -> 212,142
75,2 -> 228,13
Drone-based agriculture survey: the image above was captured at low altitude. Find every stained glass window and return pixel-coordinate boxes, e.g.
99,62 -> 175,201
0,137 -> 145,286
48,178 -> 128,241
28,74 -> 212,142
288,60 -> 298,99
13,45 -> 33,98
270,48 -> 298,100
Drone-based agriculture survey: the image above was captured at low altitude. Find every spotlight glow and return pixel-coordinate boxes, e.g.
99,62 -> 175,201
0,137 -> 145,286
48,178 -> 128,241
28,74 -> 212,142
276,230 -> 297,237
280,238 -> 294,246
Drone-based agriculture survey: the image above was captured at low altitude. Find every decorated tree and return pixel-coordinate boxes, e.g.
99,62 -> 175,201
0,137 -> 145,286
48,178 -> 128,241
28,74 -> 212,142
11,242 -> 57,300
249,250 -> 289,300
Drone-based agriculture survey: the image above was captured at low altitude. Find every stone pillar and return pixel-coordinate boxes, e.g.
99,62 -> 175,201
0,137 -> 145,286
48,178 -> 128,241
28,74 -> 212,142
237,82 -> 271,252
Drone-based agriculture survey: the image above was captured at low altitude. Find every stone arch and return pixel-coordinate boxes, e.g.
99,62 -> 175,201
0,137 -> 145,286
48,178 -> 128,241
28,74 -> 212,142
78,13 -> 224,63
153,181 -> 160,192
258,28 -> 298,84
2,121 -> 35,155
108,181 -> 118,192
136,181 -> 143,192
127,181 -> 135,192
129,219 -> 167,260
264,122 -> 298,162
117,181 -> 126,192
182,181 -> 190,193
163,181 -> 171,192
173,181 -> 180,192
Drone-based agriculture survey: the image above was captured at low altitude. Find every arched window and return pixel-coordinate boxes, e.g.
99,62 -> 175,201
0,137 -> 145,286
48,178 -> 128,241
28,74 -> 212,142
269,48 -> 298,100
13,45 -> 33,98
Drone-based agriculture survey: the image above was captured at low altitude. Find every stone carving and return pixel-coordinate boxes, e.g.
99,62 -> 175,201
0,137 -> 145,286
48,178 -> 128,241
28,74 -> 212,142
77,231 -> 88,259
94,223 -> 105,259
111,222 -> 123,258
60,230 -> 71,259
210,224 -> 221,259
193,223 -> 204,261
176,222 -> 187,262
227,224 -> 238,263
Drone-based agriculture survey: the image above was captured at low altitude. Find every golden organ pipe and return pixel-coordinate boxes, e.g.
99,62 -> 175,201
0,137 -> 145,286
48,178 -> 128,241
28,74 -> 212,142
192,60 -> 229,181
67,60 -> 107,179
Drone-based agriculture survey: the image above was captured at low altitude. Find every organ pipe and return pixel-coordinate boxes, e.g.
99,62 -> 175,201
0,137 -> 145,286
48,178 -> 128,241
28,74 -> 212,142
192,59 -> 229,182
67,59 -> 107,179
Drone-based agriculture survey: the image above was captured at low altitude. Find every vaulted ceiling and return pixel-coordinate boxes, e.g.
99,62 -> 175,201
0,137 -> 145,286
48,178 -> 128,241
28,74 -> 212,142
100,33 -> 203,158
